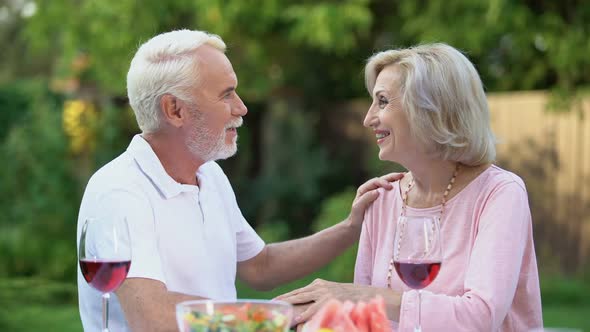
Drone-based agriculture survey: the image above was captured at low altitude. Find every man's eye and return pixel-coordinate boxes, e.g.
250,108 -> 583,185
222,91 -> 235,100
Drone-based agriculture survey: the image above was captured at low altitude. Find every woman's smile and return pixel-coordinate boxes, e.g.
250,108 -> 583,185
375,129 -> 391,144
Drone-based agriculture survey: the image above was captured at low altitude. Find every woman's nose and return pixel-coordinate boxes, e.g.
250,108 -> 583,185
363,106 -> 377,128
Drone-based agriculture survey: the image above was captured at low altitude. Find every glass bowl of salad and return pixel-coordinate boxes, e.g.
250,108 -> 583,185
176,299 -> 293,332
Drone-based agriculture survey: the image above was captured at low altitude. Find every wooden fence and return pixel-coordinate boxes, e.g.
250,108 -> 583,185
489,91 -> 590,274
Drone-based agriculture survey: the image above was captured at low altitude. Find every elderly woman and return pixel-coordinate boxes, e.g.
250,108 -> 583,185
277,44 -> 543,331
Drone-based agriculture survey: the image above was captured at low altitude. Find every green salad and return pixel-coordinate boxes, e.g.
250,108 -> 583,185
181,303 -> 289,332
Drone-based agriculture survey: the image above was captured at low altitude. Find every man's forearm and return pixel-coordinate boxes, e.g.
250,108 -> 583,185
241,174 -> 401,291
117,278 -> 207,332
260,219 -> 361,289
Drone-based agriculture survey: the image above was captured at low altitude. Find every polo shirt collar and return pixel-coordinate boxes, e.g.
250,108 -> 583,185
127,134 -> 198,198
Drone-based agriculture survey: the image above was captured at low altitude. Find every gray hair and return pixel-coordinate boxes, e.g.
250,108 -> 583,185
126,29 -> 226,133
365,43 -> 496,166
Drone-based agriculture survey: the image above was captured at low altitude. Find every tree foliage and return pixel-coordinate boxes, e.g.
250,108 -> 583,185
17,0 -> 590,96
394,0 -> 590,92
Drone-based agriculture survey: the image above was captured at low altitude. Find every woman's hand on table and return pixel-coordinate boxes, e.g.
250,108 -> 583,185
276,279 -> 379,326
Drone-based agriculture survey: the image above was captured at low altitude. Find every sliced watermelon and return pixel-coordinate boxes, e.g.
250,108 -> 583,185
350,301 -> 369,332
301,296 -> 392,332
301,300 -> 341,332
329,307 -> 357,332
342,300 -> 355,315
367,296 -> 390,332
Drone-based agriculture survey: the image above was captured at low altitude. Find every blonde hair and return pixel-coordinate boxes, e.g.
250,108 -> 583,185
127,29 -> 226,133
365,43 -> 496,166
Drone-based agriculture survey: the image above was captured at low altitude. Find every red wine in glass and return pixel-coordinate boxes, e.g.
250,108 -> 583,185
393,216 -> 443,332
393,260 -> 441,290
79,217 -> 131,332
80,259 -> 131,293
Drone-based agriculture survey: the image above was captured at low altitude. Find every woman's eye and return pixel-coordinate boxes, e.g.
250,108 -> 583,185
378,97 -> 388,108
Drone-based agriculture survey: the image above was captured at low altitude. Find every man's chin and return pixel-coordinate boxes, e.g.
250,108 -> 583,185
212,146 -> 238,161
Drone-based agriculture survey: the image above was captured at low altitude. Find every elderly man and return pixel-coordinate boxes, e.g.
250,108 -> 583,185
77,29 -> 399,331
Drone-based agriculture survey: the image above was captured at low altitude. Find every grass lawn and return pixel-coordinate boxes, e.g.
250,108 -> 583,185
0,278 -> 81,332
1,275 -> 588,331
1,304 -> 81,332
538,274 -> 590,331
543,305 -> 590,330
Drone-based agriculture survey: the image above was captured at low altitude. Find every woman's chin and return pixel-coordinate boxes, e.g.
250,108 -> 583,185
378,150 -> 398,164
377,149 -> 390,161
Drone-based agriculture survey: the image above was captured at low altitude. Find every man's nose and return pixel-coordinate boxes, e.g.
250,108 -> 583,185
233,94 -> 248,116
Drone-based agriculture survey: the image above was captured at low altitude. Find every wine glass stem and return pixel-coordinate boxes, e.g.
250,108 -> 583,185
415,290 -> 422,332
102,292 -> 110,332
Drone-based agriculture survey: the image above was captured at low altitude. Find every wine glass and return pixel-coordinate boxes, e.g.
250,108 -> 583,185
79,217 -> 132,332
393,215 -> 442,332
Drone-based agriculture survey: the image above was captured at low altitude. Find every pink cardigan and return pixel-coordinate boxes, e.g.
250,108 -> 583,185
354,165 -> 543,331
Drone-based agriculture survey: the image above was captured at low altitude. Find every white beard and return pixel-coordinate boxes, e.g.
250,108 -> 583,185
186,111 -> 241,162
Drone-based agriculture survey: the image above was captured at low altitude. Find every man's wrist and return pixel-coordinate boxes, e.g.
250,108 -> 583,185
342,216 -> 363,238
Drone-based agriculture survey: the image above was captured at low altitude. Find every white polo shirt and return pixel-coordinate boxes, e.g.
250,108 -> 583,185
77,135 -> 265,332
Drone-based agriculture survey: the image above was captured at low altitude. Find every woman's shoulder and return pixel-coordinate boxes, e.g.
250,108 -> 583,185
477,164 -> 527,191
456,164 -> 529,203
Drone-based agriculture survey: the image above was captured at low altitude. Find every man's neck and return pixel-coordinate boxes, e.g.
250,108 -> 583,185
141,132 -> 203,186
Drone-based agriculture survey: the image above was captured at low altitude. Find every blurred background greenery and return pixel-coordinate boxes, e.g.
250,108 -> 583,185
1,0 -> 589,330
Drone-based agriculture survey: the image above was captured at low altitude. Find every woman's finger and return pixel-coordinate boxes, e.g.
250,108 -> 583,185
291,303 -> 313,327
277,289 -> 321,305
293,300 -> 325,325
274,283 -> 313,301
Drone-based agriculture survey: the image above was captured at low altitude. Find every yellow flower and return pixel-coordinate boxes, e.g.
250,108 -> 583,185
62,99 -> 97,154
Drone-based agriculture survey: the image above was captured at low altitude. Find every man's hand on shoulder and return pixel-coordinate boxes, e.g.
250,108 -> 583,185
346,172 -> 404,229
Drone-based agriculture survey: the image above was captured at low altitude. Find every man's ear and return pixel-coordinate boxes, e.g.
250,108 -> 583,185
160,94 -> 184,128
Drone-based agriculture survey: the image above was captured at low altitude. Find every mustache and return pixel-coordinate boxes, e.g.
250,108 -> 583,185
225,117 -> 243,129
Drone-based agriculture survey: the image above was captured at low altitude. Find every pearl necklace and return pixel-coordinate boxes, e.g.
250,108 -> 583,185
386,163 -> 460,289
